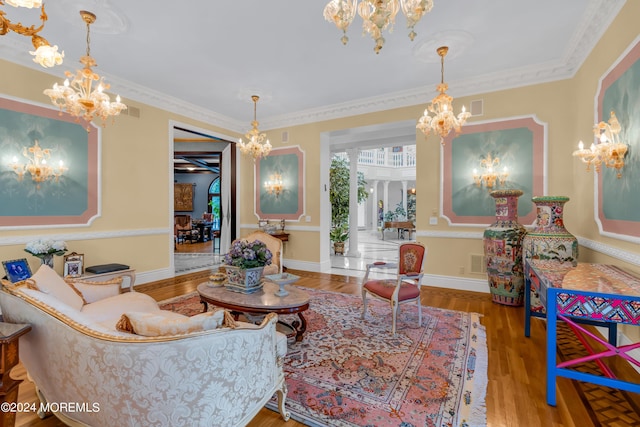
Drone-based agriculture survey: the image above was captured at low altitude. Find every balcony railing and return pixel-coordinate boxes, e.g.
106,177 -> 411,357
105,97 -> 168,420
334,146 -> 416,168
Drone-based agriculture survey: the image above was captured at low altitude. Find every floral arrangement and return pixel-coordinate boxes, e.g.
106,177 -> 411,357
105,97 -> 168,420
224,239 -> 272,269
24,239 -> 67,258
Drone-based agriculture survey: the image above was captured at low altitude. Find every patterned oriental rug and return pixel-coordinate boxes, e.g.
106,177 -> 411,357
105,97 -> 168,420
160,288 -> 488,427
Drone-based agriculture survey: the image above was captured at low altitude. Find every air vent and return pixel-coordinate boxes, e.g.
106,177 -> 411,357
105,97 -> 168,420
282,131 -> 289,143
470,253 -> 487,274
122,106 -> 141,118
470,99 -> 483,117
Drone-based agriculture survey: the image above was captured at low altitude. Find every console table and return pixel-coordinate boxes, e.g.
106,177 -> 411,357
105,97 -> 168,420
381,221 -> 415,240
525,259 -> 640,406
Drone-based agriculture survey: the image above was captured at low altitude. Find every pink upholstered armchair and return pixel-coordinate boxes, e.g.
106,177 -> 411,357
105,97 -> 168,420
361,242 -> 428,335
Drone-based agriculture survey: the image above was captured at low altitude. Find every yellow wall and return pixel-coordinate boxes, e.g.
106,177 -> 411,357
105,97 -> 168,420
0,59 -> 239,276
1,1 -> 639,285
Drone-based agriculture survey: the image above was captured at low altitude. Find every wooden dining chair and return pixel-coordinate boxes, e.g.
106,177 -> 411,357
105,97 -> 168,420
361,242 -> 428,335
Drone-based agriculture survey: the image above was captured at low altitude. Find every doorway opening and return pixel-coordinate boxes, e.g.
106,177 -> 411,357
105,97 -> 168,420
171,124 -> 237,274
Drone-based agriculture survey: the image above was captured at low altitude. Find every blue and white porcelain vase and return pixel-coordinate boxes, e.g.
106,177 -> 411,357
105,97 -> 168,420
223,265 -> 264,293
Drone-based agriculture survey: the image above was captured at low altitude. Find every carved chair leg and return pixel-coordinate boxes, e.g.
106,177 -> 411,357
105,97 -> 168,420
361,289 -> 368,319
275,382 -> 290,421
391,301 -> 399,336
35,387 -> 52,419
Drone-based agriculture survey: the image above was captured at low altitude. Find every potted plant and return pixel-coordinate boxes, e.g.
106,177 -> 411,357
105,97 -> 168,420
330,222 -> 349,255
222,239 -> 273,293
329,157 -> 368,252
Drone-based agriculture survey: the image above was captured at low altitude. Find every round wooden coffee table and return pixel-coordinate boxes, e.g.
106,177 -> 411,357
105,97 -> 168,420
197,281 -> 310,341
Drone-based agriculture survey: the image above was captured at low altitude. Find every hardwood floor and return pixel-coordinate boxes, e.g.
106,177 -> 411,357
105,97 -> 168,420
12,269 -> 640,427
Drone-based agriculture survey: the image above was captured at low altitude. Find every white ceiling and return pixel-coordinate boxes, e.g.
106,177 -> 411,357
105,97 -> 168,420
0,0 -> 626,133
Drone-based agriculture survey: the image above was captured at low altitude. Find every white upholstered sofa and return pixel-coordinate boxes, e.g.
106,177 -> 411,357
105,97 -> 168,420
0,266 -> 289,427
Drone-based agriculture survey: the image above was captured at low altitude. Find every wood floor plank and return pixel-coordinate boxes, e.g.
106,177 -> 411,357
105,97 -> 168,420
12,268 -> 640,427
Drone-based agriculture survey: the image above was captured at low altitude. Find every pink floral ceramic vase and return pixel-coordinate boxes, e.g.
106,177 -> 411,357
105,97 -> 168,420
483,189 -> 527,306
522,196 -> 578,313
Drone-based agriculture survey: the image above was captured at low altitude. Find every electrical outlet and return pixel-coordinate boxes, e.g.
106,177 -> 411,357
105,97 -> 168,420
459,266 -> 465,275
305,216 -> 311,222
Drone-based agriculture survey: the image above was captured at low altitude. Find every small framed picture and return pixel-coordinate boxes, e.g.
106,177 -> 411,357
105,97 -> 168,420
258,219 -> 269,230
2,258 -> 32,283
63,252 -> 84,275
63,260 -> 83,278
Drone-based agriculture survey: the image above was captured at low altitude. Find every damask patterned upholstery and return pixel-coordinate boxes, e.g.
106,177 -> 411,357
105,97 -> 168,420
0,279 -> 290,426
361,242 -> 428,335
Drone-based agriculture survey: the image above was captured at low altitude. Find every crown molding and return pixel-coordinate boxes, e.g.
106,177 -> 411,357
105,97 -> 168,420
0,0 -> 625,132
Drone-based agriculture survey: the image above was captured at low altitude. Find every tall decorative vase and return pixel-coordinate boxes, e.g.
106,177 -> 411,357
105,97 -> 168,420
483,189 -> 527,306
223,265 -> 265,294
522,196 -> 578,313
39,254 -> 54,269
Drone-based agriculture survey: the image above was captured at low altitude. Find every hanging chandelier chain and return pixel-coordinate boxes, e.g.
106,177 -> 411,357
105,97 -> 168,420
85,18 -> 91,57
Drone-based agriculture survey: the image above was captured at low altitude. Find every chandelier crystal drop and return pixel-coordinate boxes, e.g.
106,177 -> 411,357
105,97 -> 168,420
238,95 -> 272,161
416,46 -> 470,145
323,0 -> 434,54
10,139 -> 68,190
0,0 -> 64,67
43,10 -> 126,131
572,111 -> 628,179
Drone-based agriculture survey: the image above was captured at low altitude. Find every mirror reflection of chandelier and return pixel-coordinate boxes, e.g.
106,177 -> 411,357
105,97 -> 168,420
264,173 -> 284,197
10,139 -> 68,189
472,153 -> 508,189
239,95 -> 272,161
0,0 -> 64,67
572,111 -> 628,179
323,0 -> 434,54
417,46 -> 470,145
43,10 -> 126,131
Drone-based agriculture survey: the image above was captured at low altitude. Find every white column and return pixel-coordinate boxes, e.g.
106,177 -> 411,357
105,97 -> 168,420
371,180 -> 379,230
382,180 -> 390,219
346,148 -> 360,257
402,180 -> 408,218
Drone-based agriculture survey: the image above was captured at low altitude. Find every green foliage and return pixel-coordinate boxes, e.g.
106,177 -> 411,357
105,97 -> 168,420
384,202 -> 407,222
208,199 -> 221,219
329,222 -> 349,242
329,157 -> 368,228
406,192 -> 416,221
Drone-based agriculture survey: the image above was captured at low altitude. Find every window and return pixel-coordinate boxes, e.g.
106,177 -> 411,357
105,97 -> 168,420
208,177 -> 221,231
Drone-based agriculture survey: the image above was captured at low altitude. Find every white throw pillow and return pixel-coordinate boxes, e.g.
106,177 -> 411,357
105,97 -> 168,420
28,265 -> 84,311
116,309 -> 234,336
66,277 -> 123,304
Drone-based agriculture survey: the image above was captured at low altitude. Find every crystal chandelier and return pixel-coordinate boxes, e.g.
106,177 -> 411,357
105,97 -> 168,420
10,139 -> 68,190
264,173 -> 284,197
323,0 -> 434,54
572,111 -> 628,179
472,153 -> 508,189
43,11 -> 126,131
238,95 -> 272,161
0,0 -> 64,67
417,46 -> 470,145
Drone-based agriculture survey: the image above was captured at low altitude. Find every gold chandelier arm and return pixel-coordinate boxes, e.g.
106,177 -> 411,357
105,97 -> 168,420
0,1 -> 46,37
